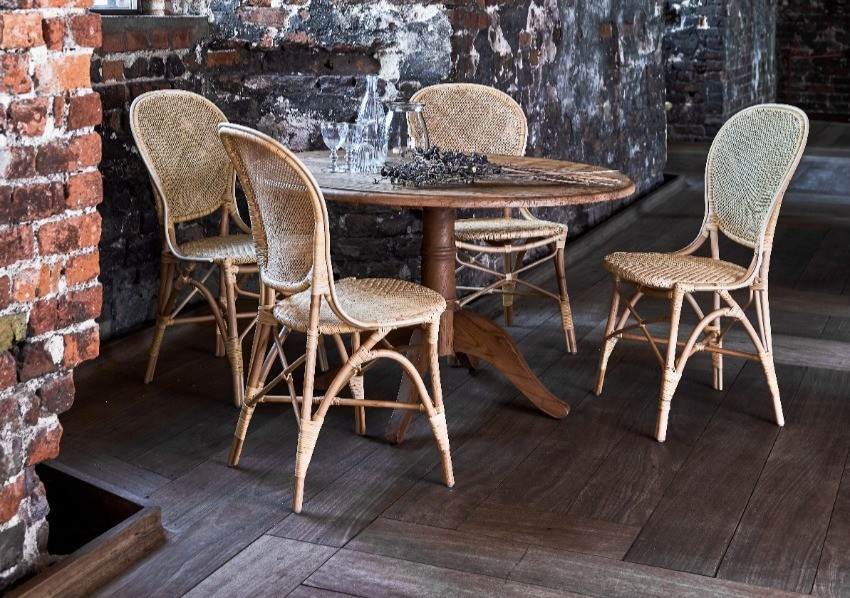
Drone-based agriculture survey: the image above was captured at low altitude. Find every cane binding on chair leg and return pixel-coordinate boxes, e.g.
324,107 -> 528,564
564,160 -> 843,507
594,104 -> 809,442
218,123 -> 454,513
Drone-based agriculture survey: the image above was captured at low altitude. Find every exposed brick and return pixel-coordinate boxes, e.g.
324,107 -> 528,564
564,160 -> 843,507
64,250 -> 99,286
53,94 -> 66,127
69,13 -> 100,47
65,169 -> 102,209
35,50 -> 91,93
36,132 -> 101,175
37,211 -> 101,255
0,276 -> 10,310
206,49 -> 242,68
26,423 -> 62,466
126,29 -> 148,51
67,92 -> 101,129
13,263 -> 61,303
0,224 -> 34,268
7,97 -> 49,136
28,287 -> 102,335
41,17 -> 65,50
170,28 -> 192,48
1,181 -> 64,226
0,350 -> 15,391
1,146 -> 36,179
0,476 -> 25,524
150,28 -> 168,49
101,59 -> 124,82
100,29 -> 124,52
0,53 -> 31,94
37,371 -> 74,415
18,339 -> 58,382
0,12 -> 44,48
63,324 -> 98,367
239,7 -> 289,27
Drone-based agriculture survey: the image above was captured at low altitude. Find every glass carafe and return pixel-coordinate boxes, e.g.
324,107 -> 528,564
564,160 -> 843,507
383,101 -> 429,161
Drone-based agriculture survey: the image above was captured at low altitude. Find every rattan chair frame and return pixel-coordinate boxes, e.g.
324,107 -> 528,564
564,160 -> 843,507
217,123 -> 454,513
130,89 -> 266,407
410,83 -> 577,353
594,104 -> 809,442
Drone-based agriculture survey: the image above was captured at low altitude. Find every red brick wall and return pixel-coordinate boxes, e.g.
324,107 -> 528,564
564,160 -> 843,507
0,1 -> 102,589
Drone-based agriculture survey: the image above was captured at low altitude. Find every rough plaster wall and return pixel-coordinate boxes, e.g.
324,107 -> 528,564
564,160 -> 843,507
664,0 -> 778,141
94,1 -> 668,338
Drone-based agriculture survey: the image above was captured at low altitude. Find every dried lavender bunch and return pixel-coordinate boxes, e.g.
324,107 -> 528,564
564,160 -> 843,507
380,146 -> 502,187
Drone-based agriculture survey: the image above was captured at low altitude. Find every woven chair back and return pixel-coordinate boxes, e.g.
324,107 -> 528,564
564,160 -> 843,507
130,90 -> 235,225
217,124 -> 332,296
705,104 -> 809,250
410,83 -> 527,156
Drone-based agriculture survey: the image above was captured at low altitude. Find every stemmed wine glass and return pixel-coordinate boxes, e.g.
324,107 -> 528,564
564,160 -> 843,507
320,122 -> 348,172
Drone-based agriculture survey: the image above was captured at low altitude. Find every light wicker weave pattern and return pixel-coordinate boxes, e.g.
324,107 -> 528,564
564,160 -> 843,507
707,107 -> 808,248
603,252 -> 747,290
274,277 -> 446,335
131,90 -> 236,224
455,217 -> 567,242
595,104 -> 809,443
130,90 -> 259,408
218,123 -> 454,514
412,83 -> 577,353
179,234 -> 256,264
410,83 -> 527,156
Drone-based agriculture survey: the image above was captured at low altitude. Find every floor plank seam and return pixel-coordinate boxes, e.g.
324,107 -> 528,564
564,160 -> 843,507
710,367 -> 811,581
807,444 -> 850,597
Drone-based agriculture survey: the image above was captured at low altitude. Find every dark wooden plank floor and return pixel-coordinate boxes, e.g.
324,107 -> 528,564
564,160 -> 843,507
56,123 -> 850,597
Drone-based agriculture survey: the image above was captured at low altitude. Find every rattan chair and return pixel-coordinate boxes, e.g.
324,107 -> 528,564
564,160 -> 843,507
217,123 -> 454,513
595,104 -> 809,442
410,83 -> 577,353
130,90 -> 259,407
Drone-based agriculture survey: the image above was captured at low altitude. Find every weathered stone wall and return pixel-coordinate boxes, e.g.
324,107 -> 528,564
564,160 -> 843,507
93,17 -> 208,339
95,1 -> 668,338
777,0 -> 850,117
664,0 -> 777,141
0,5 -> 102,590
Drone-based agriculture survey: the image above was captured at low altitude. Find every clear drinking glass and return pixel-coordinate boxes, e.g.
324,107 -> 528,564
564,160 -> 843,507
384,101 -> 429,160
320,122 -> 348,172
344,123 -> 362,172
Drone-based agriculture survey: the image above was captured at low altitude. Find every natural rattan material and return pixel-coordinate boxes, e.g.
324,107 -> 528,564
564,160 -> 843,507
274,277 -> 446,335
130,90 -> 259,407
603,252 -> 747,290
179,234 -> 256,264
455,217 -> 567,243
595,104 -> 809,443
412,83 -> 577,353
218,123 -> 454,514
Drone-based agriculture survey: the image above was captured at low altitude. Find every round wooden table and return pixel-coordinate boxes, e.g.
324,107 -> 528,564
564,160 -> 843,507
299,151 -> 636,442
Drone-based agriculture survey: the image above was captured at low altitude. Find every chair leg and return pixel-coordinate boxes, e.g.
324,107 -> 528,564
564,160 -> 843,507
222,263 -> 245,407
656,289 -> 684,443
317,336 -> 330,372
350,373 -> 367,436
427,321 -> 454,488
710,291 -> 723,391
294,298 -> 322,514
595,277 -> 621,395
502,253 -> 515,326
757,288 -> 784,426
216,267 -> 226,358
228,304 -> 273,467
144,260 -> 188,384
554,244 -> 577,354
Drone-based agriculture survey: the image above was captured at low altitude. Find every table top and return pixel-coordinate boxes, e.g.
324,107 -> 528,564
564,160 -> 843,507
297,151 -> 636,209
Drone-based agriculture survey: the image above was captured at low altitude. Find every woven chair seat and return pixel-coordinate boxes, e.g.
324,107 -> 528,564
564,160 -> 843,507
274,277 -> 446,334
455,217 -> 566,243
179,234 -> 256,264
603,252 -> 748,290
